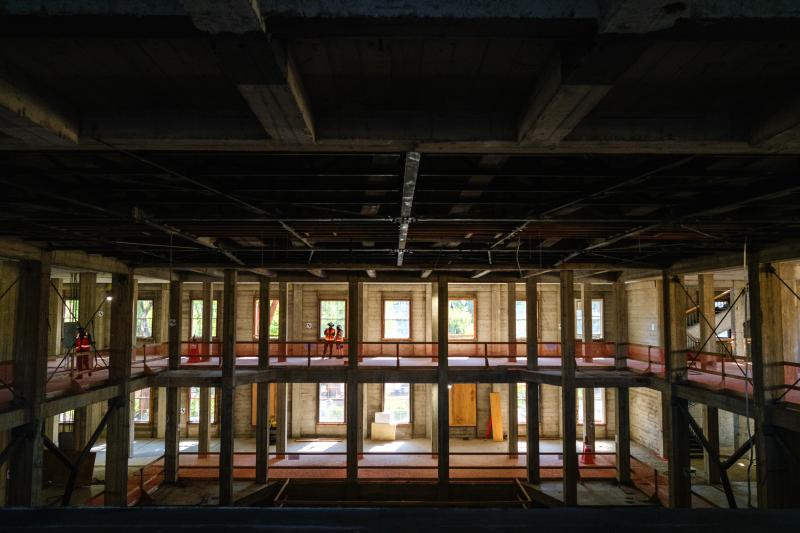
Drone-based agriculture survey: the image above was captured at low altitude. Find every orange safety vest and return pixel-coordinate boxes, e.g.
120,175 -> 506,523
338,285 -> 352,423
324,327 -> 336,341
335,330 -> 344,343
75,334 -> 91,353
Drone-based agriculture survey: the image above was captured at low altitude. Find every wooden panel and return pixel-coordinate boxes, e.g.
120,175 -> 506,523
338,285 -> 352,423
489,391 -> 504,442
448,383 -> 476,427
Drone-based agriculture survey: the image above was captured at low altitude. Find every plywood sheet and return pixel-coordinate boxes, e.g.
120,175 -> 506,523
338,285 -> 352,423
489,391 -> 504,441
448,383 -> 476,426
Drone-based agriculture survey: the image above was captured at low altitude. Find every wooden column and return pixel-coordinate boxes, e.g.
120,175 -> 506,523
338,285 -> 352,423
275,383 -> 288,456
436,277 -> 449,492
73,271 -> 97,450
430,384 -> 438,454
525,277 -> 540,483
277,281 -> 288,361
507,383 -> 518,455
697,274 -> 721,484
346,279 -> 361,483
663,271 -> 691,508
560,270 -> 578,506
613,280 -> 630,484
199,281 -> 213,455
507,281 -> 517,362
255,279 -> 271,484
104,269 -> 134,506
8,257 -> 50,506
164,279 -> 182,483
581,284 -> 595,456
748,259 -> 800,508
219,270 -> 237,505
47,277 -> 63,360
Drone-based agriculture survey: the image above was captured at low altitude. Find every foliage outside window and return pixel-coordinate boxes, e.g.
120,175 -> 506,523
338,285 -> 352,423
190,299 -> 218,339
254,299 -> 280,338
448,298 -> 476,339
383,383 -> 411,424
318,383 -> 345,423
319,300 -> 346,338
63,299 -> 79,324
136,299 -> 154,338
383,300 -> 411,339
189,387 -> 216,423
575,299 -> 603,340
134,388 -> 151,423
577,388 -> 606,424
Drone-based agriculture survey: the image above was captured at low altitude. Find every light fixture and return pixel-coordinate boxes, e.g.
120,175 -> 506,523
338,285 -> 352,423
106,295 -> 113,301
447,384 -> 452,389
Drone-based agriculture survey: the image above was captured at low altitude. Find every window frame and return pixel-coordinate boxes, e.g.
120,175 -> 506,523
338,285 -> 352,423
575,298 -> 604,340
190,298 -> 219,340
576,388 -> 606,425
253,297 -> 281,340
63,298 -> 79,325
318,299 -> 347,340
187,386 -> 218,424
381,298 -> 412,341
382,382 -> 412,425
447,296 -> 477,340
517,382 -> 527,425
135,299 -> 155,340
317,383 -> 347,425
133,387 -> 152,424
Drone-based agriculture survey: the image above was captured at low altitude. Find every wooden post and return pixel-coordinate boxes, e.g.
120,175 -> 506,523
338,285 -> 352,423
47,277 -> 63,362
615,387 -> 631,484
346,279 -> 360,484
164,279 -> 181,484
437,277 -> 449,493
525,276 -> 540,483
219,269 -> 237,505
8,257 -> 50,506
104,269 -> 134,506
614,280 -> 628,371
748,259 -> 800,508
697,273 -> 721,484
663,271 -> 691,508
582,283 -> 593,361
275,383 -> 288,456
73,271 -> 97,450
430,384 -> 438,454
507,281 -> 517,362
508,383 -> 518,455
278,281 -> 287,361
560,270 -> 578,506
255,279 -> 271,484
199,281 -> 213,455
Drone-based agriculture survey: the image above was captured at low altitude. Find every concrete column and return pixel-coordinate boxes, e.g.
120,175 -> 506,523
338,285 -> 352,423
663,272 -> 691,508
436,277 -> 449,492
346,279 -> 361,483
525,277 -> 540,483
198,281 -> 212,455
219,270 -> 237,505
73,272 -> 97,450
613,280 -> 630,484
8,257 -> 50,506
164,280 -> 182,484
560,271 -> 578,506
748,259 -> 800,508
104,269 -> 134,507
255,279 -> 270,484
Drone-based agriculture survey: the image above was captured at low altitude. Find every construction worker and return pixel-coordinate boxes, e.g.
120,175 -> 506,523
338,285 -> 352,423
323,322 -> 336,357
335,324 -> 345,358
75,327 -> 93,378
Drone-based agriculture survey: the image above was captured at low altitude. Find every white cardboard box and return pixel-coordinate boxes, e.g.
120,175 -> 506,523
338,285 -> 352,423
374,412 -> 392,424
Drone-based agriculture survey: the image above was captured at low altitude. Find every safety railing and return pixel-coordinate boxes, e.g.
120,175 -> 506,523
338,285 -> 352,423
46,348 -> 111,385
683,349 -> 754,397
782,362 -> 800,405
630,456 -> 668,506
621,343 -> 665,376
131,342 -> 169,375
82,454 -> 165,507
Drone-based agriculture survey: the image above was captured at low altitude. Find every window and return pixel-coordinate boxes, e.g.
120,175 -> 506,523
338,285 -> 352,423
577,388 -> 606,424
318,383 -> 345,424
517,383 -> 526,424
190,299 -> 218,339
383,299 -> 411,339
448,298 -> 476,339
63,299 -> 79,324
319,300 -> 346,338
253,299 -> 280,339
136,299 -> 154,339
383,383 -> 411,424
188,387 -> 216,424
59,410 -> 74,423
515,300 -> 526,339
133,388 -> 151,423
575,299 -> 603,340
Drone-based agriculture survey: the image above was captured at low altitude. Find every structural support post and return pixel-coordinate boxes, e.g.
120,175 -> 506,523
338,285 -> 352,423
104,269 -> 134,506
748,259 -> 800,508
73,271 -> 97,450
219,269 -> 237,505
525,277 -> 540,484
277,281 -> 288,361
508,383 -> 518,455
613,280 -> 630,484
198,281 -> 213,455
275,383 -> 288,456
255,279 -> 271,484
436,277 -> 449,495
663,271 -> 691,508
507,281 -> 517,362
8,257 -> 50,506
164,280 -> 182,484
697,273 -> 721,484
581,284 -> 595,453
346,279 -> 361,485
560,270 -> 577,506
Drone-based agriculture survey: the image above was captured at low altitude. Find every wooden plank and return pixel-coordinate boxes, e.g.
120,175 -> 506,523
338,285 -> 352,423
448,384 -> 477,426
489,391 -> 504,442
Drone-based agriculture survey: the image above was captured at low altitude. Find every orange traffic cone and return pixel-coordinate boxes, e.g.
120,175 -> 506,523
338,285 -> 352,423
580,435 -> 595,465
